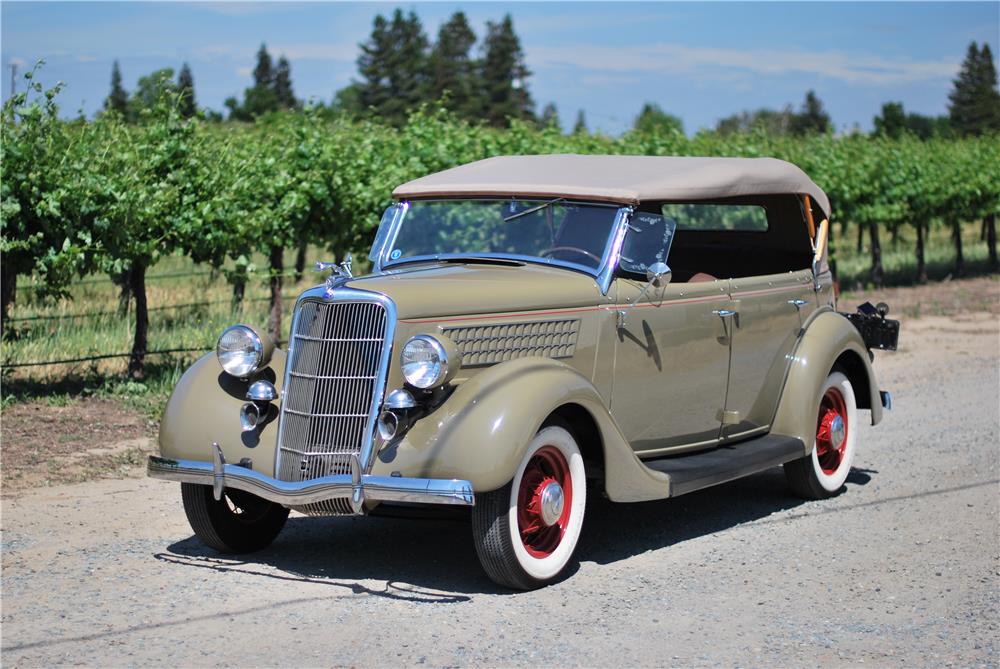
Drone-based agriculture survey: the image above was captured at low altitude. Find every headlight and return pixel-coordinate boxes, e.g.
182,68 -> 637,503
400,334 -> 458,389
217,325 -> 264,377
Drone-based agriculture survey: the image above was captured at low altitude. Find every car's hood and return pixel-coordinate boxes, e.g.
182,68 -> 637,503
341,261 -> 608,321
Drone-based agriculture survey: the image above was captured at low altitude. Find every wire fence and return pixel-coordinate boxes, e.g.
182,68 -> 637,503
13,264 -> 313,293
0,347 -> 213,369
6,292 -> 301,323
4,269 -> 307,369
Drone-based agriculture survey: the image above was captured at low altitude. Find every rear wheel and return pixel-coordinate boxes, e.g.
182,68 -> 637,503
181,483 -> 289,553
471,423 -> 587,590
784,370 -> 858,499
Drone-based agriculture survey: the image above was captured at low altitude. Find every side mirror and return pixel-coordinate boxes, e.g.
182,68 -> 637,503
646,261 -> 672,287
619,262 -> 672,330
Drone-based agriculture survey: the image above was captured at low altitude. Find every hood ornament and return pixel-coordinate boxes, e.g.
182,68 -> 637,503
316,254 -> 353,296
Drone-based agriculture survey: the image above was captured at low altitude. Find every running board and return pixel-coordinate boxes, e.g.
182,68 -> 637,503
641,434 -> 805,497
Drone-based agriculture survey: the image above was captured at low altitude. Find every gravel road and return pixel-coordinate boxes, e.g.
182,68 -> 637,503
2,310 -> 997,668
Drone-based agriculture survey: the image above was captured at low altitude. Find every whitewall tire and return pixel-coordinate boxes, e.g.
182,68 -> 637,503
472,422 -> 587,590
784,370 -> 858,499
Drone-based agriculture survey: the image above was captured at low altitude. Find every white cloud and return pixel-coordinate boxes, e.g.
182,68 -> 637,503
9,57 -> 27,67
236,66 -> 252,77
75,54 -> 98,63
527,43 -> 959,86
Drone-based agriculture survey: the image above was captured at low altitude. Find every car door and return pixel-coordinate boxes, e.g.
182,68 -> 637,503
612,278 -> 733,454
608,212 -> 731,455
722,269 -> 816,440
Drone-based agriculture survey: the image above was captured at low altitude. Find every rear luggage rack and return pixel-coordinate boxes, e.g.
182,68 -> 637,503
841,301 -> 899,351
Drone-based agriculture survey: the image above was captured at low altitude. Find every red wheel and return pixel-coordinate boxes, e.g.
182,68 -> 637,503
515,445 -> 574,558
816,386 -> 850,475
472,422 -> 587,590
784,371 -> 858,499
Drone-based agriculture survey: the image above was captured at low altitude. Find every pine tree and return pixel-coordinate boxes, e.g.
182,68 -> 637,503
634,102 -> 684,135
104,60 -> 128,116
227,43 -> 280,120
355,10 -> 429,124
948,42 -> 1000,136
540,102 -> 560,129
356,14 -> 393,115
480,15 -> 534,127
253,43 -> 274,90
428,11 -> 479,119
573,110 -> 587,135
274,56 -> 297,109
792,90 -> 830,135
873,102 -> 950,140
177,63 -> 196,118
873,102 -> 906,139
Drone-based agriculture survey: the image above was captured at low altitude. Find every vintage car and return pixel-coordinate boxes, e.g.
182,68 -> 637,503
149,155 -> 897,590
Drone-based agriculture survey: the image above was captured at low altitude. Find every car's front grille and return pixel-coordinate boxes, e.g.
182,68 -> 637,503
276,297 -> 390,515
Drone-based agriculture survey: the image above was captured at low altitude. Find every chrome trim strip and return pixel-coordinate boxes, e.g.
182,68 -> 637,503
597,206 -> 632,296
372,201 -> 409,272
149,455 -> 475,508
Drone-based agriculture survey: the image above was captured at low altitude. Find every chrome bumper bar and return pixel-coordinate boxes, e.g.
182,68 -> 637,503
147,444 -> 474,513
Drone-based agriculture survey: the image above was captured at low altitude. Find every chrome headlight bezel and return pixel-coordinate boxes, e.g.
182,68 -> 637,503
400,334 -> 457,389
216,324 -> 264,377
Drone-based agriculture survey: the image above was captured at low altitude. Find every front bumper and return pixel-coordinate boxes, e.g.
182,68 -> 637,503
147,445 -> 475,514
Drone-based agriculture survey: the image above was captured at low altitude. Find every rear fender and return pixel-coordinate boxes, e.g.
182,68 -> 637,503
771,309 -> 882,454
372,357 -> 670,501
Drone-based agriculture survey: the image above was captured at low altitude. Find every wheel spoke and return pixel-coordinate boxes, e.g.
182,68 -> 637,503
516,445 -> 573,558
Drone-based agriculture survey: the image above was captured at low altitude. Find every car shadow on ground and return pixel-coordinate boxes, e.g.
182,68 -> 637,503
161,466 -> 875,597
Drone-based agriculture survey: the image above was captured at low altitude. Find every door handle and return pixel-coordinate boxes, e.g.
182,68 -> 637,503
787,299 -> 808,309
712,308 -> 739,329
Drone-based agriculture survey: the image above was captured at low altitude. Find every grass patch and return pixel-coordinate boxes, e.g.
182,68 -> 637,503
832,220 -> 995,290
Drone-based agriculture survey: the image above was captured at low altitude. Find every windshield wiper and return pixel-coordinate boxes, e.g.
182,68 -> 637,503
503,197 -> 565,223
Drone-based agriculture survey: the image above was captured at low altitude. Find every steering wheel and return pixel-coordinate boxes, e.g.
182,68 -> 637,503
539,246 -> 602,264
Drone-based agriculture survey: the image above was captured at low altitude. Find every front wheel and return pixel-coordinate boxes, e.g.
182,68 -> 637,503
784,370 -> 858,499
471,423 -> 587,590
181,483 -> 289,553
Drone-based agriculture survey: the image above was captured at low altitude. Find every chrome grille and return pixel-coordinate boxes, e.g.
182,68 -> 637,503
276,298 -> 390,514
444,319 -> 580,367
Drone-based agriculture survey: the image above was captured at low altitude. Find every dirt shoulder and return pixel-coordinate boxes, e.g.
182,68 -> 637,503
840,274 -> 999,318
0,397 -> 156,493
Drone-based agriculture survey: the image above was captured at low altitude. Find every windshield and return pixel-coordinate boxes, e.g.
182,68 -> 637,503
383,200 -> 622,273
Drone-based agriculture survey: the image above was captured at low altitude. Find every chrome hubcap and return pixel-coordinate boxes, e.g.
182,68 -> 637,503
539,481 -> 565,526
829,415 -> 846,450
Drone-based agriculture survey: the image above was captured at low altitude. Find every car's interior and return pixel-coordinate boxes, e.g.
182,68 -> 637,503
629,194 -> 816,282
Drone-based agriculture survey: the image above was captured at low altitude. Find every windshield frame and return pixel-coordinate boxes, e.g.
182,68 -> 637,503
371,198 -> 631,292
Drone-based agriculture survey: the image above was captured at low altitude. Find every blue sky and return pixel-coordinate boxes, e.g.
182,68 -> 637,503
2,2 -> 998,134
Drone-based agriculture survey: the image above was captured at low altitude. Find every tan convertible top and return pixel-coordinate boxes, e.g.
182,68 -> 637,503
393,154 -> 831,216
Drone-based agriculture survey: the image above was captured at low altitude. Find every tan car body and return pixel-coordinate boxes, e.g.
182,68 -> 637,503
158,259 -> 882,503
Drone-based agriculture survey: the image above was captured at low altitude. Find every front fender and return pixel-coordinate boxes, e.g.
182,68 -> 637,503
372,357 -> 670,501
158,350 -> 286,477
771,309 -> 882,454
